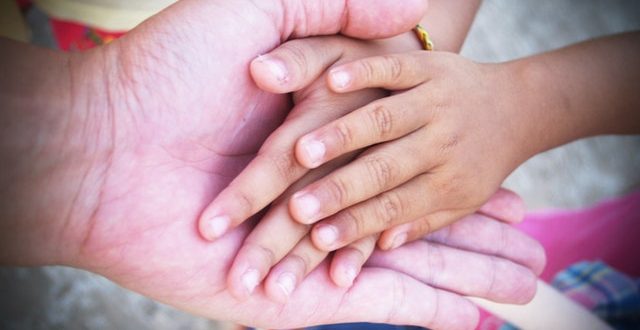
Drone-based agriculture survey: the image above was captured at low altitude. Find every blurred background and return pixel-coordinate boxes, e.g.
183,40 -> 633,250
1,0 -> 639,329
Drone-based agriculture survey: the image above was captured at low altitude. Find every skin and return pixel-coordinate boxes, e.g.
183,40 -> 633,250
0,0 -> 546,329
198,0 -> 515,297
294,31 -> 640,251
201,28 -> 640,275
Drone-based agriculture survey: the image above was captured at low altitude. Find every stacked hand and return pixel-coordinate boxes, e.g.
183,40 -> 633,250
0,0 -> 548,329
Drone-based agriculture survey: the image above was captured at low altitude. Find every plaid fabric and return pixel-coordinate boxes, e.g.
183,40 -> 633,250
551,261 -> 640,329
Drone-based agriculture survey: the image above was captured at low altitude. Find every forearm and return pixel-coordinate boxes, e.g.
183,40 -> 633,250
506,32 -> 640,158
0,38 -> 110,266
381,0 -> 481,53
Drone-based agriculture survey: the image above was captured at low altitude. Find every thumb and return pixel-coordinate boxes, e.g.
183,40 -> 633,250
278,0 -> 429,40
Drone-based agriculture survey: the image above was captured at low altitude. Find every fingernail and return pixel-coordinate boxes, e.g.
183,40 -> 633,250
330,70 -> 351,89
205,215 -> 231,240
390,232 -> 408,250
292,192 -> 321,222
257,55 -> 288,83
301,139 -> 326,167
316,224 -> 339,247
276,272 -> 297,297
241,268 -> 260,295
343,266 -> 357,287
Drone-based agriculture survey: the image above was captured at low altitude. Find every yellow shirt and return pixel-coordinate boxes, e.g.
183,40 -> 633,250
35,0 -> 176,31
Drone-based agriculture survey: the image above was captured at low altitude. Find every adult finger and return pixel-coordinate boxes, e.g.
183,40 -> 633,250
477,188 -> 525,224
367,240 -> 539,304
275,266 -> 479,330
295,88 -> 431,168
278,0 -> 429,40
379,213 -> 547,275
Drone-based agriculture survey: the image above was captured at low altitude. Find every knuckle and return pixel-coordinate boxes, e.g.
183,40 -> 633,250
367,103 -> 394,139
333,120 -> 355,149
230,189 -> 257,218
411,218 -> 433,238
339,208 -> 366,238
281,42 -> 310,80
244,241 -> 277,267
264,151 -> 299,183
363,156 -> 396,190
382,55 -> 404,83
288,253 -> 312,276
357,58 -> 378,83
325,176 -> 352,205
374,193 -> 404,228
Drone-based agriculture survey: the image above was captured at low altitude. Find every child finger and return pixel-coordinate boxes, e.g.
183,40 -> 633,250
226,203 -> 309,301
309,173 -> 448,251
290,131 -> 433,225
251,37 -> 347,94
295,88 -> 431,169
328,51 -> 431,92
263,236 -> 329,303
329,235 -> 378,287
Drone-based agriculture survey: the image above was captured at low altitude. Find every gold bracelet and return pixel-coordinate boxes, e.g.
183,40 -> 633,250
413,24 -> 434,51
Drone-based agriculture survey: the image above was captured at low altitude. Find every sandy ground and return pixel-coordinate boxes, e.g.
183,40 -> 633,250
1,1 -> 639,329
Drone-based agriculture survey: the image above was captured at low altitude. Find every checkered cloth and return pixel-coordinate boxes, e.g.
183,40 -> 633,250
551,261 -> 640,329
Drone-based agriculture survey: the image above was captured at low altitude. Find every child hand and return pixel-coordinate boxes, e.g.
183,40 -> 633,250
288,51 -> 530,251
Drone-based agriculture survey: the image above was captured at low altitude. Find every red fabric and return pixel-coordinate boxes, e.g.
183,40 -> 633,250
50,19 -> 126,51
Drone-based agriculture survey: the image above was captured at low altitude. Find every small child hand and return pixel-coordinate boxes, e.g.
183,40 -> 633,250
290,51 -> 530,251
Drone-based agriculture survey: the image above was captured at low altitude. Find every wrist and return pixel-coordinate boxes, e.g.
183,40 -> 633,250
0,41 -> 114,267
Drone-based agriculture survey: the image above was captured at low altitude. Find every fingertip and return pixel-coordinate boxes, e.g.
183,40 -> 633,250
289,191 -> 321,224
264,270 -> 298,304
311,224 -> 340,251
295,136 -> 326,169
327,68 -> 353,92
198,211 -> 231,241
250,54 -> 291,93
226,266 -> 261,301
330,252 -> 361,288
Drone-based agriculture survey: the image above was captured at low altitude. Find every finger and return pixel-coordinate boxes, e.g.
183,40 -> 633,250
263,236 -> 329,303
380,213 -> 547,275
198,91 -> 373,241
377,210 -> 462,250
290,130 -> 434,225
282,0 -> 428,40
295,88 -> 432,168
226,204 -> 309,301
329,235 -> 377,287
309,174 -> 451,251
226,154 -> 358,300
477,187 -> 525,224
251,37 -> 345,93
328,52 -> 432,92
368,240 -> 539,304
280,267 -> 479,330
377,187 -> 525,248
